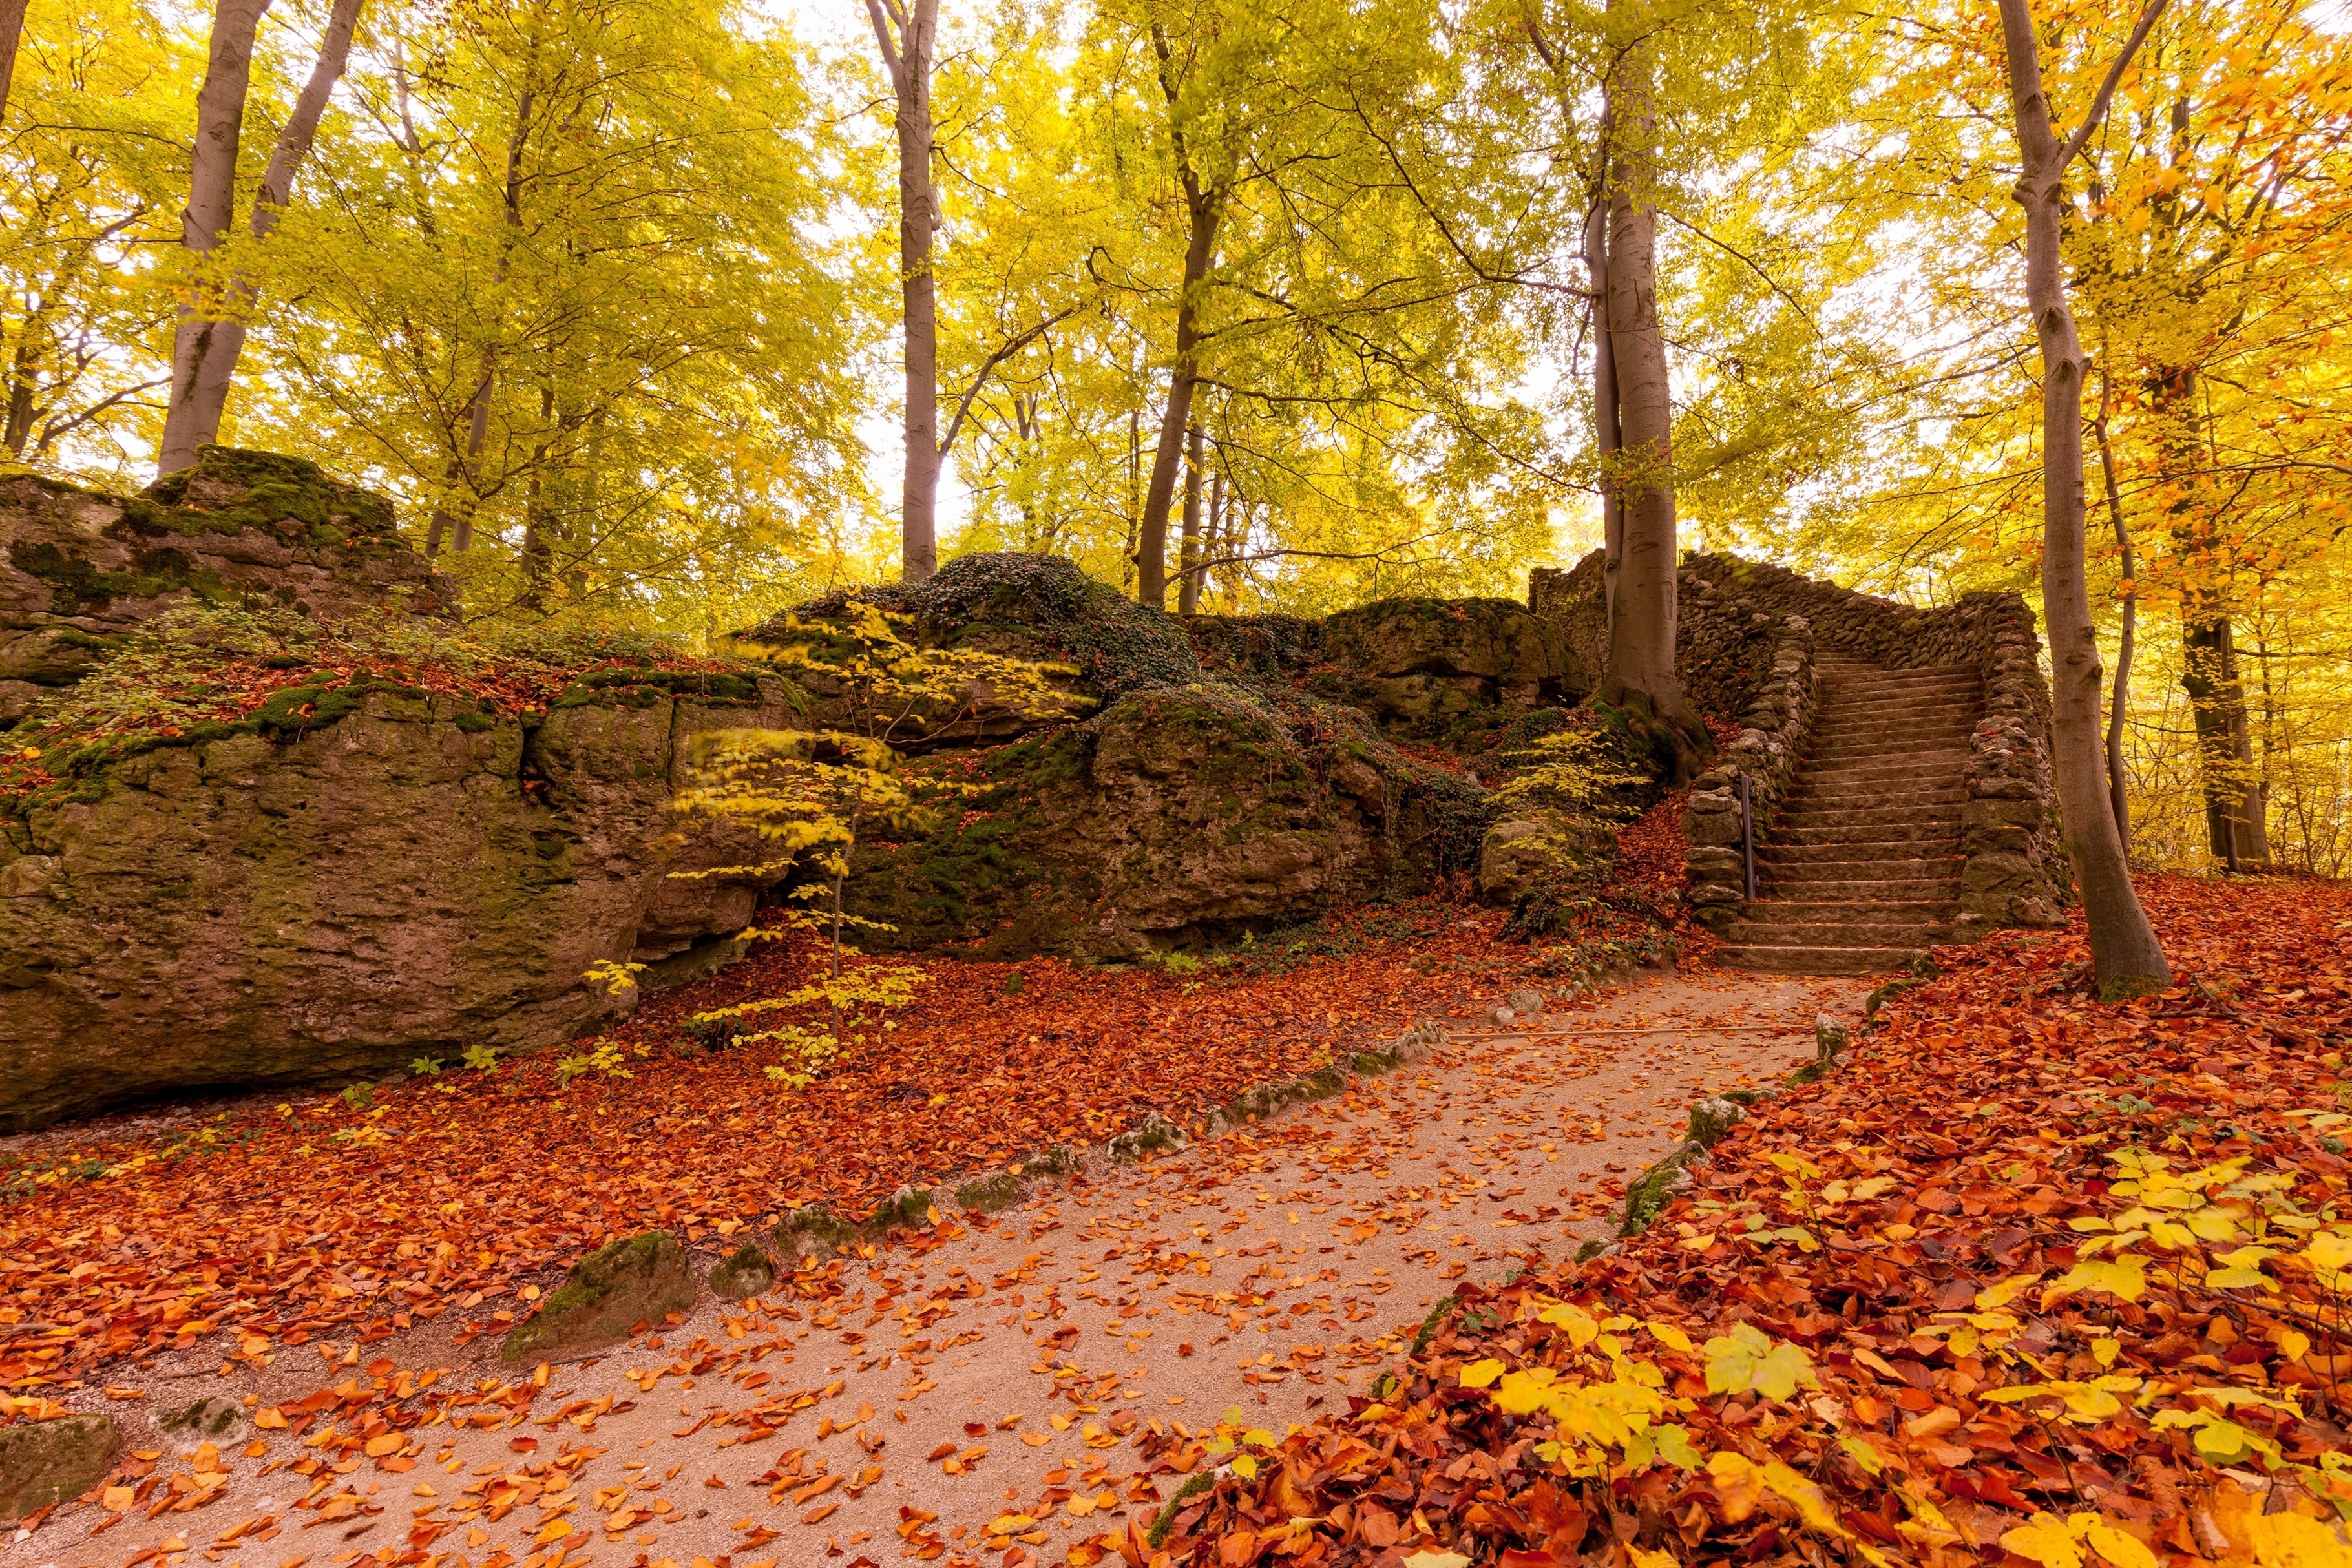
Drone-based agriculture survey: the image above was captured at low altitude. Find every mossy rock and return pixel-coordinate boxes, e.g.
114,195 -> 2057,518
503,1230 -> 696,1364
862,1185 -> 936,1237
1684,1097 -> 1747,1150
129,446 -> 399,547
1618,1149 -> 1698,1237
708,1242 -> 776,1301
956,1171 -> 1024,1214
0,1412 -> 120,1521
1108,1112 -> 1188,1162
1323,596 -> 1577,687
773,1204 -> 857,1260
158,1395 -> 244,1439
772,552 -> 1198,703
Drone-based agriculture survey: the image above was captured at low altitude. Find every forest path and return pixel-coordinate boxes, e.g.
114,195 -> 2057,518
10,967 -> 1873,1568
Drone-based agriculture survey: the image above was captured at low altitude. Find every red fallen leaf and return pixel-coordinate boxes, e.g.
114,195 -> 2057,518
1141,874 -> 2352,1565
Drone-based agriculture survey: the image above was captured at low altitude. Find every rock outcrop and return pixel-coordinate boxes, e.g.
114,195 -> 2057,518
0,448 -> 456,727
843,682 -> 1489,958
0,673 -> 804,1130
1312,597 -> 1583,727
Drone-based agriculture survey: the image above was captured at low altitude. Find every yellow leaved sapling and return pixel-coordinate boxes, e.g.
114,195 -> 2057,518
668,592 -> 1093,1086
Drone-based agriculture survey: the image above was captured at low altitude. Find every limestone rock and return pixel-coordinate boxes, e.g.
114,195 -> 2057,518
0,1412 -> 119,1521
504,1231 -> 696,1364
1476,813 -> 1604,902
1507,988 -> 1545,1015
843,682 -> 1474,958
708,1242 -> 777,1301
0,678 -> 801,1130
0,448 -> 456,731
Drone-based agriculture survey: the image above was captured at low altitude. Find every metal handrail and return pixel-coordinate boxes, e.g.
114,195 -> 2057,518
1738,773 -> 1757,902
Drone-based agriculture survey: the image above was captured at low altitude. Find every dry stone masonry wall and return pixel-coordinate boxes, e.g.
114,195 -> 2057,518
1531,550 -> 2068,933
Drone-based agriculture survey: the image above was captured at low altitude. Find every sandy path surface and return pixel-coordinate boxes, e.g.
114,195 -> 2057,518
7,967 -> 1873,1568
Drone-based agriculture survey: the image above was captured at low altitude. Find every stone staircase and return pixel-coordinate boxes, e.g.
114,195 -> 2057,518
1717,656 -> 1982,974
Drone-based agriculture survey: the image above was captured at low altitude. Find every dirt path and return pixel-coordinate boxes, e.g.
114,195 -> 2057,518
7,967 -> 1874,1568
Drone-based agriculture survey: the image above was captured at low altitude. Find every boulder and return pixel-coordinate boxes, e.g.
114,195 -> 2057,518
845,684 -> 1486,957
0,675 -> 802,1131
0,448 -> 454,729
0,1412 -> 119,1522
1316,597 -> 1583,726
504,1231 -> 697,1364
708,1242 -> 777,1301
1476,813 -> 1610,902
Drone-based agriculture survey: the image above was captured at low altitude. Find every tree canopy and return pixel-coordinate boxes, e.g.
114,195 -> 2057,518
0,0 -> 2346,868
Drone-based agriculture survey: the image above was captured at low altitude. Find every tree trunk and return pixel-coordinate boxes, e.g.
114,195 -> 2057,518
1995,0 -> 2171,994
866,0 -> 941,583
2092,364 -> 2135,852
1589,14 -> 1705,783
1582,194 -> 1623,630
2181,613 -> 2268,868
156,0 -> 274,478
0,0 -> 30,129
156,0 -> 362,477
1176,423 -> 1205,616
1138,189 -> 1216,610
1121,405 -> 1140,594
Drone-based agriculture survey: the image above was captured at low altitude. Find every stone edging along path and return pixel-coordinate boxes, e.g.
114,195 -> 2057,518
2,965 -> 1876,1568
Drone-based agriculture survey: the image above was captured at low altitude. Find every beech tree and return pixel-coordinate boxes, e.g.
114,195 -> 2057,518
154,0 -> 271,478
1993,0 -> 2172,994
154,0 -> 362,478
865,0 -> 943,583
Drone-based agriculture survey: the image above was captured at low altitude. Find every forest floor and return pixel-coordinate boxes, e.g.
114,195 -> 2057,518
0,915 -> 1866,1568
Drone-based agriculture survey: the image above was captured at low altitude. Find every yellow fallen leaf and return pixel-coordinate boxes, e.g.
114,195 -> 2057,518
103,1486 -> 135,1512
534,1518 -> 573,1545
1020,1432 -> 1051,1447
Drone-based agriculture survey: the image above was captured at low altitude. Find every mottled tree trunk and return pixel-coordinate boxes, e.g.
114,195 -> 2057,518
1176,423 -> 1205,616
156,0 -> 273,477
1138,186 -> 1216,610
1582,195 -> 1623,629
866,0 -> 941,583
156,0 -> 363,477
2092,364 -> 2136,851
1995,0 -> 2171,994
1589,9 -> 1705,782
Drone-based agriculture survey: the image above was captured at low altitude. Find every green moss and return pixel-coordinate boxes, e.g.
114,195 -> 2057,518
551,667 -> 763,711
8,540 -> 232,614
956,1171 -> 1024,1213
129,446 -> 399,545
709,1241 -> 777,1301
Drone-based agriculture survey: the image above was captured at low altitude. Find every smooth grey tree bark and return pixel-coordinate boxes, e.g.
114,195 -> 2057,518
156,0 -> 273,477
1994,0 -> 2172,994
865,0 -> 942,583
154,0 -> 363,477
1135,23 -> 1221,611
1588,5 -> 1706,782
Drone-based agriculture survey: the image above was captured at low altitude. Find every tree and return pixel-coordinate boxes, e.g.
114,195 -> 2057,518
0,0 -> 27,127
155,0 -> 270,478
152,0 -> 362,478
672,596 -> 1087,1083
1992,0 -> 2172,994
865,0 -> 943,583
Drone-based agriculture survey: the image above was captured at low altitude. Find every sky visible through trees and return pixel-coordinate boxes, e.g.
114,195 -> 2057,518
0,0 -> 2347,873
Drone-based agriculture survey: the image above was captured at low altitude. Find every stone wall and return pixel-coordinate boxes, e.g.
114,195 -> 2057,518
0,448 -> 456,728
1530,550 -> 2069,929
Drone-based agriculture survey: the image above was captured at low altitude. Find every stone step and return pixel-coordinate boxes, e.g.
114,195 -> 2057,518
1816,672 -> 1985,691
1812,756 -> 1977,782
1769,811 -> 1965,837
1743,899 -> 1958,922
1783,787 -> 1968,811
1754,876 -> 1961,901
1811,705 -> 1979,727
1714,943 -> 1929,976
1771,824 -> 1960,847
1807,738 -> 1977,759
1759,839 -> 1962,865
1731,921 -> 1965,948
1809,715 -> 1981,735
